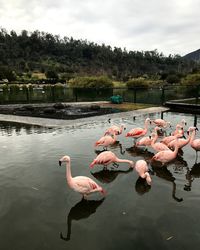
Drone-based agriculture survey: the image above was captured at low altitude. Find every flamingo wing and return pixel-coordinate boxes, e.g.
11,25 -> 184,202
73,176 -> 100,194
126,128 -> 144,137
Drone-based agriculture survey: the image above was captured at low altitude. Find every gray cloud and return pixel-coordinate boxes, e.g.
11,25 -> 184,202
0,0 -> 200,55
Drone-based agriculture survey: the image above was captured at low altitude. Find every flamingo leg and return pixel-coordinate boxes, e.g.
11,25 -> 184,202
113,162 -> 119,168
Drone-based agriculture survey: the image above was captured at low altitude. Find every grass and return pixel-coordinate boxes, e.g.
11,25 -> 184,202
99,102 -> 155,111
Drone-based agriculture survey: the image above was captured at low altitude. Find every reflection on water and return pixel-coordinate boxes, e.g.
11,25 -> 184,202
184,163 -> 200,191
91,168 -> 133,183
60,198 -> 105,241
152,166 -> 183,202
1,111 -> 200,249
135,177 -> 151,195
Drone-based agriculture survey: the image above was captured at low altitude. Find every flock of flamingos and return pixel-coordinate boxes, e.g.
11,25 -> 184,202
59,117 -> 200,200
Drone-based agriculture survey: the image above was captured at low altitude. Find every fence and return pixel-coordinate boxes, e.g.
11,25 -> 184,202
0,84 -> 199,105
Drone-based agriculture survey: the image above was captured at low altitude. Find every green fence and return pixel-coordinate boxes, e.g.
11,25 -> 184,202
0,84 -> 199,105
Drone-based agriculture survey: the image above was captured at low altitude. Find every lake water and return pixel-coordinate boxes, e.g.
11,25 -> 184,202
0,111 -> 200,250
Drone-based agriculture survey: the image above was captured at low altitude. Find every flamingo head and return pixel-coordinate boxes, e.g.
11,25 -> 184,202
121,124 -> 126,130
145,172 -> 152,185
187,127 -> 198,135
59,155 -> 71,166
130,161 -> 135,168
145,118 -> 151,124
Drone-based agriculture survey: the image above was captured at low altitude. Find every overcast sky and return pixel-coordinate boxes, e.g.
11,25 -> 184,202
0,0 -> 200,56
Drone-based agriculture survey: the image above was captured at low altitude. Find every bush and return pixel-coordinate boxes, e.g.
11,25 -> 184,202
181,73 -> 200,85
166,74 -> 180,84
68,76 -> 113,88
126,77 -> 162,88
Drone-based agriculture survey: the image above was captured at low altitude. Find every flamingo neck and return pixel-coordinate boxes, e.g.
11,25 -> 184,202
190,130 -> 196,144
144,120 -> 149,130
66,161 -> 73,186
116,158 -> 133,166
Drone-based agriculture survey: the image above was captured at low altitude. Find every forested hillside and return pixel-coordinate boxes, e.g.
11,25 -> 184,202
0,28 -> 198,82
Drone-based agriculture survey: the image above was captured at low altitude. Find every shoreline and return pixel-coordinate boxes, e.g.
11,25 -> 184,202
0,105 -> 169,128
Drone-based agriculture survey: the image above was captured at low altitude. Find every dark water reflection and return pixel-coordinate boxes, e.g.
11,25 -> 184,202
1,112 -> 200,249
60,198 -> 105,241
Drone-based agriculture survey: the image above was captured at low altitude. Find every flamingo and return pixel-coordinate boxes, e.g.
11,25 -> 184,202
126,118 -> 151,144
171,124 -> 184,137
151,137 -> 179,165
161,132 -> 183,146
150,132 -> 170,152
136,136 -> 152,147
104,124 -> 125,136
167,130 -> 191,150
59,155 -> 106,199
134,160 -> 152,185
90,151 -> 134,169
95,132 -> 117,150
152,118 -> 171,128
135,126 -> 161,148
188,127 -> 200,162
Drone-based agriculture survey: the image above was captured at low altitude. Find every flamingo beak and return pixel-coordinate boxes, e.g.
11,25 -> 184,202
187,131 -> 189,135
196,127 -> 199,131
59,160 -> 62,166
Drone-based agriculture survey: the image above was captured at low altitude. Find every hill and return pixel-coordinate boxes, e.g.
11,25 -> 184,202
0,28 -> 198,81
183,49 -> 200,62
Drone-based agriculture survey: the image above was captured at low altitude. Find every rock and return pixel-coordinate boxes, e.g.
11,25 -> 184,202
90,105 -> 100,111
43,107 -> 56,114
53,103 -> 65,109
23,105 -> 35,111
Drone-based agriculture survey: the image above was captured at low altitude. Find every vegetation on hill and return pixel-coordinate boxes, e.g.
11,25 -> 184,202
0,28 -> 199,86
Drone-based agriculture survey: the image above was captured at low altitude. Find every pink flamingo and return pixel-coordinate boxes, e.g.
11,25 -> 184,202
126,118 -> 151,143
150,132 -> 170,152
152,118 -> 171,128
104,124 -> 125,136
136,136 -> 152,147
167,130 -> 191,150
151,137 -> 179,165
90,151 -> 134,169
59,155 -> 106,199
161,132 -> 183,146
95,133 -> 117,150
171,124 -> 184,137
188,127 -> 200,162
134,160 -> 152,185
135,126 -> 161,148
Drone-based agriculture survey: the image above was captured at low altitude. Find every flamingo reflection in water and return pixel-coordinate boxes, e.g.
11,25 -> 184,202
60,198 -> 105,241
135,177 -> 151,195
91,168 -> 133,184
184,163 -> 200,191
152,166 -> 183,202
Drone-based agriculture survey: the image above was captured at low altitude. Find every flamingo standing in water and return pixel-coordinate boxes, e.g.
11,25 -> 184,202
59,155 -> 106,199
134,160 -> 152,185
171,124 -> 184,137
90,151 -> 134,169
104,124 -> 125,136
152,118 -> 171,128
188,127 -> 200,162
152,137 -> 179,165
167,129 -> 191,150
161,132 -> 183,146
136,126 -> 161,148
95,132 -> 117,150
126,118 -> 151,144
150,132 -> 170,152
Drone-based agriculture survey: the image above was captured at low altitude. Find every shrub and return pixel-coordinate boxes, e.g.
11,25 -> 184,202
126,77 -> 162,88
68,76 -> 113,88
181,73 -> 200,85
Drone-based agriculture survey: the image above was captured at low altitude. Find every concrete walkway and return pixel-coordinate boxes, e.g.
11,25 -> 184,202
0,105 -> 169,128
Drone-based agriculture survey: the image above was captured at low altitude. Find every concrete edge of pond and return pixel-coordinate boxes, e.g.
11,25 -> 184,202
0,105 -> 169,128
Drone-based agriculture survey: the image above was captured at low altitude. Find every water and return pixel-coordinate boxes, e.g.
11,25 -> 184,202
0,112 -> 200,250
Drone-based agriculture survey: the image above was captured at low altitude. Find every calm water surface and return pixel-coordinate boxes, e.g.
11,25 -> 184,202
0,112 -> 200,250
